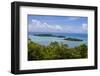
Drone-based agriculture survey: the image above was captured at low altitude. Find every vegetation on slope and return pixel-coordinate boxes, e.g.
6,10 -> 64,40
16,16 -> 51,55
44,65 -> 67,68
34,34 -> 65,38
64,38 -> 83,41
28,39 -> 87,61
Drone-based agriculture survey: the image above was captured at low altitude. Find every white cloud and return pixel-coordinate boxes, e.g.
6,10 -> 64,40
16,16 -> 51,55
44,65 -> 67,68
55,25 -> 62,30
62,25 -> 85,33
68,17 -> 79,20
28,19 -> 87,34
29,19 -> 63,33
82,23 -> 88,30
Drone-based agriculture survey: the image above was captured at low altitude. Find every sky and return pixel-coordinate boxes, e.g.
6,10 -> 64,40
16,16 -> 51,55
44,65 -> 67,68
28,15 -> 88,34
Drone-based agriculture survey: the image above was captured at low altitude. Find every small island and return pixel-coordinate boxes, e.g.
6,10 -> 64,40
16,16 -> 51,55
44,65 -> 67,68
34,34 -> 65,38
64,38 -> 83,41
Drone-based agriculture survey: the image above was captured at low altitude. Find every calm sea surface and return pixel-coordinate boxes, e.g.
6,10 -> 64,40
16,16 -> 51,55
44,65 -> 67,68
28,33 -> 87,48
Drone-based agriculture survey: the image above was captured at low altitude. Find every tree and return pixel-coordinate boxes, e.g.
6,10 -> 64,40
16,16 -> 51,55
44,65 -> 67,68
28,39 -> 87,60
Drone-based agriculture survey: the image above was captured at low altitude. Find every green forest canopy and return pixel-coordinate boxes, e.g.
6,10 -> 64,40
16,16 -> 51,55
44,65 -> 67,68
28,39 -> 87,61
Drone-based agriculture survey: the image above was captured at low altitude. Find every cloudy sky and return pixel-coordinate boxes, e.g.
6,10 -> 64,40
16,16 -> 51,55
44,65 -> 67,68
28,15 -> 88,34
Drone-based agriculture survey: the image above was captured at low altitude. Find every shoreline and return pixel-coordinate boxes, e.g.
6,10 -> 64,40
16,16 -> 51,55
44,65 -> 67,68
33,34 -> 83,41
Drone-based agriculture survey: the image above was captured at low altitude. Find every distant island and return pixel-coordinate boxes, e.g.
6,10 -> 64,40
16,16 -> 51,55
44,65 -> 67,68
34,34 -> 65,38
33,34 -> 83,41
64,38 -> 83,41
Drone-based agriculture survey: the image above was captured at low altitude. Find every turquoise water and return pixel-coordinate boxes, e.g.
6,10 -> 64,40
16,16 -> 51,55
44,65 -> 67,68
28,33 -> 87,48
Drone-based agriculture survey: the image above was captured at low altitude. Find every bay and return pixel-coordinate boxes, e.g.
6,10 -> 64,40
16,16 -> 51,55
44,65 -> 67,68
28,33 -> 87,48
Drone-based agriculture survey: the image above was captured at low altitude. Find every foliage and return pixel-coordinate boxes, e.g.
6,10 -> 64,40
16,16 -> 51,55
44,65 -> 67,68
28,39 -> 88,61
34,34 -> 65,38
64,37 -> 83,41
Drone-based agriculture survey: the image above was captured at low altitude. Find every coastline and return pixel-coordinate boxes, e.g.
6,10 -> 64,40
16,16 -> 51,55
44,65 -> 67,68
28,33 -> 87,48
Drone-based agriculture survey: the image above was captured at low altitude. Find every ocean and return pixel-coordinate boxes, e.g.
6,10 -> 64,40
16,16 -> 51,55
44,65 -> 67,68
28,32 -> 87,48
